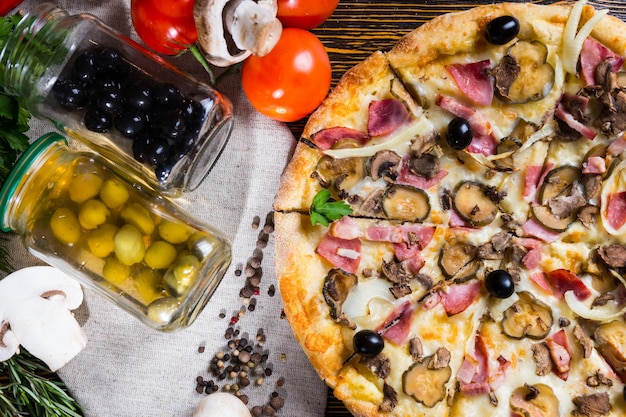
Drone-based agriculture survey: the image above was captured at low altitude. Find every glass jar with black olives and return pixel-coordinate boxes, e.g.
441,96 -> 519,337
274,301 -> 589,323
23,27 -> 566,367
0,3 -> 233,197
0,133 -> 232,331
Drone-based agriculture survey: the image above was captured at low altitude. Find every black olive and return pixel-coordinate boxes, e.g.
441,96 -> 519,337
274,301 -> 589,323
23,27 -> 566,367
144,136 -> 171,166
124,79 -> 154,111
154,83 -> 184,108
446,117 -> 473,150
181,98 -> 205,122
73,51 -> 98,83
485,269 -> 515,299
353,330 -> 384,356
114,111 -> 147,138
485,15 -> 520,45
94,46 -> 132,79
161,110 -> 187,140
96,88 -> 124,116
155,160 -> 174,182
84,108 -> 112,132
52,79 -> 89,110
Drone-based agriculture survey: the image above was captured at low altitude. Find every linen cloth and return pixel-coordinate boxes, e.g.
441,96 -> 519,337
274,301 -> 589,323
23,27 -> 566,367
4,1 -> 328,416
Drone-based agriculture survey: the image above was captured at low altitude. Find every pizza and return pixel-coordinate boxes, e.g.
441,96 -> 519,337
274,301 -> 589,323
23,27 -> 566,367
273,1 -> 626,416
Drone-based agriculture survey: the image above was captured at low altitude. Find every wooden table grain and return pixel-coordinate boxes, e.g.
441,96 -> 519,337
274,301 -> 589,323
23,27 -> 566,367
283,1 -> 626,416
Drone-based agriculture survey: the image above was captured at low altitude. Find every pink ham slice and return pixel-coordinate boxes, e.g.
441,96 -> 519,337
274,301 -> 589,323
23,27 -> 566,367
330,216 -> 362,240
393,242 -> 425,274
439,280 -> 481,316
446,60 -> 494,107
458,334 -> 490,395
376,301 -> 413,345
530,272 -> 553,294
467,133 -> 498,157
582,156 -> 606,174
546,329 -> 571,381
396,156 -> 449,190
546,268 -> 592,301
555,102 -> 597,140
367,99 -> 412,137
365,224 -> 435,248
608,134 -> 626,156
521,218 -> 560,243
580,37 -> 625,86
436,95 -> 492,137
311,126 -> 369,150
515,237 -> 543,270
606,191 -> 626,231
316,234 -> 361,274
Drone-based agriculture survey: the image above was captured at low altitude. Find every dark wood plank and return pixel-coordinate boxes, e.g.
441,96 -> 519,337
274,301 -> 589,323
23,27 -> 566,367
281,1 -> 626,416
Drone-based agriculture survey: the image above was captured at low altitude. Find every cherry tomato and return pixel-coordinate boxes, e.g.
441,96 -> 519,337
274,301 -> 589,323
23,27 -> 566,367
131,0 -> 197,55
277,0 -> 340,29
0,0 -> 24,16
241,28 -> 331,122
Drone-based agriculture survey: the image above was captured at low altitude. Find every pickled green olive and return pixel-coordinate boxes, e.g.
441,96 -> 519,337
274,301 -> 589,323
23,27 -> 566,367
163,254 -> 200,296
50,207 -> 81,245
133,267 -> 163,304
78,199 -> 110,229
147,296 -> 181,325
69,172 -> 103,203
120,203 -> 155,235
100,178 -> 130,209
102,255 -> 131,285
114,224 -> 145,265
87,223 -> 118,257
158,220 -> 193,244
144,241 -> 177,270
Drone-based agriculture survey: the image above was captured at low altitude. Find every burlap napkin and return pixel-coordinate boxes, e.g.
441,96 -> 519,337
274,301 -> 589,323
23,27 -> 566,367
5,1 -> 328,415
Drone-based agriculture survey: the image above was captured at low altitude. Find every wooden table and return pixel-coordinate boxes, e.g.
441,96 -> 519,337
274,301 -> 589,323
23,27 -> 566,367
283,1 -> 626,415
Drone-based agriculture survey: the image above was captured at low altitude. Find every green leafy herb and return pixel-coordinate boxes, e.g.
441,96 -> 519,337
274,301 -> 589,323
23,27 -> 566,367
0,15 -> 83,417
0,350 -> 84,417
310,189 -> 353,227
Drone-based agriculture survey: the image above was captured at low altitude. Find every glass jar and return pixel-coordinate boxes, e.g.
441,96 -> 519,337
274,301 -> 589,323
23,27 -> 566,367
0,3 -> 233,197
0,133 -> 232,331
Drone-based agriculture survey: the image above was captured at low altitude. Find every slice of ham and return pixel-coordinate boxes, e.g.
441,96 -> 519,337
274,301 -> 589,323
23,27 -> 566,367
582,155 -> 607,174
311,126 -> 369,150
546,329 -> 571,380
439,280 -> 481,316
606,191 -> 626,231
546,269 -> 592,301
580,37 -> 625,86
436,95 -> 492,136
365,224 -> 435,248
330,216 -> 362,240
521,218 -> 560,243
523,163 -> 554,203
458,334 -> 490,396
516,237 -> 543,270
376,301 -> 413,345
530,272 -> 553,294
449,209 -> 472,228
467,133 -> 498,157
368,99 -> 412,137
393,242 -> 425,274
608,134 -> 626,156
555,103 -> 597,140
396,156 -> 449,190
446,60 -> 494,107
316,234 -> 361,274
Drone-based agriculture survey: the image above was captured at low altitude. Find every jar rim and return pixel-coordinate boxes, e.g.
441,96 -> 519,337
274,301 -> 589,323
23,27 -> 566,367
0,132 -> 67,232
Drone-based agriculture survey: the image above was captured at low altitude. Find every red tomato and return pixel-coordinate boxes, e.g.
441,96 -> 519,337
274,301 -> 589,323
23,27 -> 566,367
241,28 -> 331,122
276,0 -> 339,29
0,0 -> 24,16
131,0 -> 197,55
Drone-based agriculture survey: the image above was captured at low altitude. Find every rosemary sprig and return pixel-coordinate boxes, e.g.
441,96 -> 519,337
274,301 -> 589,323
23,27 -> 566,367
0,351 -> 84,417
0,14 -> 84,417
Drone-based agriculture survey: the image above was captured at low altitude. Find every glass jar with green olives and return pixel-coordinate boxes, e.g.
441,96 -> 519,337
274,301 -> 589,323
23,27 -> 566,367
0,133 -> 232,331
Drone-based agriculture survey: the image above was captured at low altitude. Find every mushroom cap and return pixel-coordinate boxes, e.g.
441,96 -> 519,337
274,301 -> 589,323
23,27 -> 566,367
193,392 -> 252,417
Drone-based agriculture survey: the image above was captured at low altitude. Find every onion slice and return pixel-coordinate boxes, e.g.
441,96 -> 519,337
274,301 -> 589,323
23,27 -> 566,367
562,0 -> 609,75
564,270 -> 626,322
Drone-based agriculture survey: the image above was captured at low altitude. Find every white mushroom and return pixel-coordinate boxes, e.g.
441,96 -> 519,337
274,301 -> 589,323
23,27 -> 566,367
194,0 -> 282,66
0,266 -> 86,371
193,392 -> 252,417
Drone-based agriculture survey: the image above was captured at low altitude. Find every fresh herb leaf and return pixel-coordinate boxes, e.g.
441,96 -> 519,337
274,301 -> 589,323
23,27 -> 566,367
310,189 -> 353,227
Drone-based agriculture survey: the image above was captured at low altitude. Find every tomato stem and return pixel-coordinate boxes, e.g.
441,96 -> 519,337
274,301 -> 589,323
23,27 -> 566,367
188,44 -> 215,86
215,63 -> 242,86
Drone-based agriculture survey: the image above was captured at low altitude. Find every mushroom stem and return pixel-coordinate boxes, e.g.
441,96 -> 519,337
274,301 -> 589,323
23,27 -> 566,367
226,0 -> 282,57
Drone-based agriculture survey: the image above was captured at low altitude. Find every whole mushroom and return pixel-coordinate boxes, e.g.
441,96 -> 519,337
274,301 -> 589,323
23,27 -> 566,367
193,392 -> 252,417
0,266 -> 86,372
194,0 -> 282,66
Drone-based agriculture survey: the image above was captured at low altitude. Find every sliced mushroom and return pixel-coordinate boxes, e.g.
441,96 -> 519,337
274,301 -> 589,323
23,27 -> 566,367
492,137 -> 521,171
494,40 -> 555,104
509,384 -> 559,417
369,150 -> 401,181
501,291 -> 553,340
594,320 -> 626,380
322,268 -> 358,328
408,153 -> 440,179
316,139 -> 367,192
438,242 -> 478,279
452,181 -> 499,227
530,205 -> 574,232
538,166 -> 581,204
382,185 -> 430,222
194,0 -> 282,67
402,351 -> 451,407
